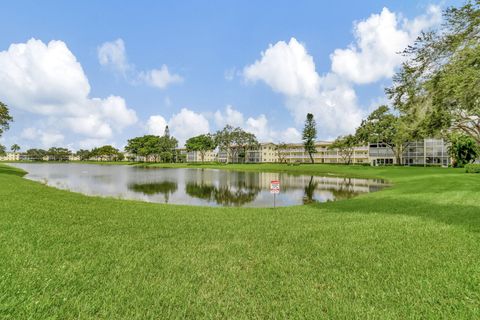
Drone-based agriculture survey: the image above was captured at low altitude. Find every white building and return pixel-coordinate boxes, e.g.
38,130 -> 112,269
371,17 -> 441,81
369,138 -> 450,166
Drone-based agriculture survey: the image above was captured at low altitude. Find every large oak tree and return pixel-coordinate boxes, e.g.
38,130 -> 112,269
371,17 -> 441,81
387,1 -> 480,145
185,134 -> 217,162
355,105 -> 414,165
0,101 -> 13,154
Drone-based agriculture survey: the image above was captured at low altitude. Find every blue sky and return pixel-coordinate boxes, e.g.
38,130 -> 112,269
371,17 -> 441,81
0,0 -> 461,150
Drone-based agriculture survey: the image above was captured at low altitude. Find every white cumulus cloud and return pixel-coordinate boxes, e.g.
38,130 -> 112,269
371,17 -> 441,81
213,105 -> 301,143
169,108 -> 210,144
244,38 -> 363,138
0,38 -> 138,148
243,5 -> 441,138
330,5 -> 441,84
245,114 -> 301,142
214,105 -> 245,128
139,65 -> 183,89
147,108 -> 210,146
0,39 -> 90,114
98,39 -> 183,90
97,38 -> 130,76
146,115 -> 168,136
21,127 -> 65,148
244,38 -> 320,98
146,104 -> 302,145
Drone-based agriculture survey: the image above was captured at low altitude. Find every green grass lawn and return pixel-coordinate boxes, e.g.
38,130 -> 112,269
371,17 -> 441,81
1,163 -> 480,319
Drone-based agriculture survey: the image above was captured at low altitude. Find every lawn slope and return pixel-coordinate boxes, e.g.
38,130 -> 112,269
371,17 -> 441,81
0,164 -> 479,319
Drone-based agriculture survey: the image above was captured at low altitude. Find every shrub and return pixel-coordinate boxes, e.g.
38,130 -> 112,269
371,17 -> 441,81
465,164 -> 480,173
448,133 -> 479,167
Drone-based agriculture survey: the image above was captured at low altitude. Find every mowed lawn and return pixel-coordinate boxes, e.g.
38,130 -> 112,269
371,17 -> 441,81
1,163 -> 480,319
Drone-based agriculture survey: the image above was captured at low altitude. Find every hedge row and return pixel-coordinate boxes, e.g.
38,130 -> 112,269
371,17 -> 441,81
465,163 -> 480,173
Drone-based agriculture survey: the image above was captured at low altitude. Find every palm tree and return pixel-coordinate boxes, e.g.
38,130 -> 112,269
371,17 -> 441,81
10,144 -> 20,153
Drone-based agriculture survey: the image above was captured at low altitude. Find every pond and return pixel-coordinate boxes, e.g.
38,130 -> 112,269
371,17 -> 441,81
10,163 -> 388,207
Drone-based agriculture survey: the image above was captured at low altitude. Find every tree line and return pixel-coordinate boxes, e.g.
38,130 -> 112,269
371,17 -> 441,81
125,124 -> 260,164
0,146 -> 125,162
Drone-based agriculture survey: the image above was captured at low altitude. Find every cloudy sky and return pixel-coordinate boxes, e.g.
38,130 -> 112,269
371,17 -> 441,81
0,0 -> 461,150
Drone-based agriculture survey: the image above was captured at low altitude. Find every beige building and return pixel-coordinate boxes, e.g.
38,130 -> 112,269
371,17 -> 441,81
245,142 -> 278,163
278,141 -> 369,164
68,155 -> 81,161
217,142 -> 279,163
0,152 -> 20,161
186,150 -> 217,162
197,141 -> 370,164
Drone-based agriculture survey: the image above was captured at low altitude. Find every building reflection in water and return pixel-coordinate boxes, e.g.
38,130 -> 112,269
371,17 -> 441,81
303,176 -> 319,204
13,163 -> 388,207
185,182 -> 260,206
128,181 -> 178,203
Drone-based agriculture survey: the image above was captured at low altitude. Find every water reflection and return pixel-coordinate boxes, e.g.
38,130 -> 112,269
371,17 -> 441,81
185,182 -> 260,206
303,176 -> 318,204
128,181 -> 178,203
10,163 -> 388,207
329,178 -> 361,201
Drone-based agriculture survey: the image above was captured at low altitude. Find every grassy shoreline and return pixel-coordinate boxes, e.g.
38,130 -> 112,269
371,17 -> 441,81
2,159 -> 456,179
1,163 -> 479,318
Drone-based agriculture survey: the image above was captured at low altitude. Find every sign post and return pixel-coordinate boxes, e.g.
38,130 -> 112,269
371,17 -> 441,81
270,180 -> 280,208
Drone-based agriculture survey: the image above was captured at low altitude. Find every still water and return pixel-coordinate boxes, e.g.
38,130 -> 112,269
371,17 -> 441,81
11,163 -> 387,207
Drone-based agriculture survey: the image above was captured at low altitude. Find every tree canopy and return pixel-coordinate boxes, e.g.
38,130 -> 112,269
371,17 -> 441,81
47,147 -> 71,161
90,145 -> 123,161
215,125 -> 258,163
75,149 -> 92,161
0,101 -> 13,154
329,134 -> 358,165
125,127 -> 178,162
26,149 -> 47,161
275,143 -> 289,163
185,134 -> 217,162
10,144 -> 20,153
0,101 -> 13,138
355,105 -> 414,164
302,113 -> 317,163
387,1 -> 480,145
448,133 -> 479,167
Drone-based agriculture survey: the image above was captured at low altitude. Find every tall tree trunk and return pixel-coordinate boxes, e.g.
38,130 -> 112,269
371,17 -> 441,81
309,152 -> 314,164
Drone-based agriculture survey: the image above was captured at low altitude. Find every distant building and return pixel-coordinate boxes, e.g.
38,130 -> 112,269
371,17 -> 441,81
217,142 -> 278,163
0,152 -> 20,161
277,141 -> 369,164
247,143 -> 278,163
69,155 -> 80,161
2,138 -> 452,166
186,149 -> 217,162
190,139 -> 449,166
369,138 -> 450,166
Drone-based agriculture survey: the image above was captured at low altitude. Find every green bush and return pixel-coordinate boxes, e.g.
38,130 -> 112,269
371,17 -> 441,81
448,133 -> 479,167
465,163 -> 480,173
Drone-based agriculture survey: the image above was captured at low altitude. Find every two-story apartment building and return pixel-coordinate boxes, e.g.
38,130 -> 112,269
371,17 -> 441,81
217,143 -> 278,163
193,139 -> 449,166
0,152 -> 20,161
186,149 -> 217,162
278,142 -> 369,164
369,138 -> 450,166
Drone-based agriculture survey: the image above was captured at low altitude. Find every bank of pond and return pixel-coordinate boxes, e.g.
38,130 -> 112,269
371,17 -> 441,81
10,163 -> 388,207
